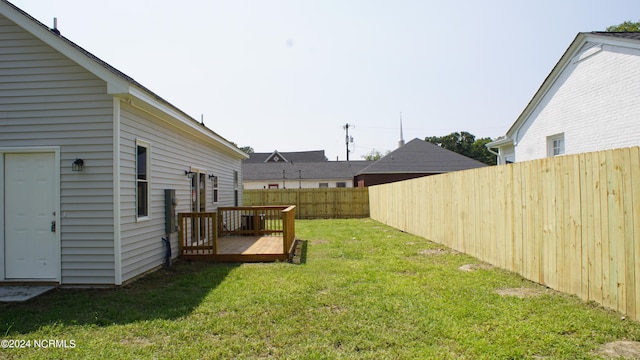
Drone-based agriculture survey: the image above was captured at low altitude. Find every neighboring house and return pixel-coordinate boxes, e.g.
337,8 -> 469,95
354,138 -> 487,187
244,150 -> 327,163
243,161 -> 369,189
243,150 -> 368,189
0,1 -> 248,287
487,32 -> 640,164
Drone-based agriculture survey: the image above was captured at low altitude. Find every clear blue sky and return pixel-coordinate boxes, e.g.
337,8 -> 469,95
11,0 -> 640,160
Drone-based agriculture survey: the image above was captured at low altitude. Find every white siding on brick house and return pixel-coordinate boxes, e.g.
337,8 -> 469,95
0,14 -> 115,285
118,102 -> 242,283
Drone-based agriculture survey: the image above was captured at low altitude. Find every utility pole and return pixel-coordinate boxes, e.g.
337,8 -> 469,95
398,112 -> 405,148
343,123 -> 352,161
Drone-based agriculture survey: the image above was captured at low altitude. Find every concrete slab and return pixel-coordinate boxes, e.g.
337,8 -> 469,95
0,286 -> 56,302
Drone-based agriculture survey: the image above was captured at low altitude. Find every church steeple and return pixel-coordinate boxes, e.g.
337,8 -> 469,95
398,112 -> 405,147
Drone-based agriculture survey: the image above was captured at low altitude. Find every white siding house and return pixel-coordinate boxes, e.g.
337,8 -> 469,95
0,1 -> 247,286
487,32 -> 640,164
242,161 -> 369,190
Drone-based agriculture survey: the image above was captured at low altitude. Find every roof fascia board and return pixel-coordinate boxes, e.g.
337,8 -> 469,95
123,87 -> 247,160
120,94 -> 247,160
588,33 -> 640,49
486,137 -> 513,148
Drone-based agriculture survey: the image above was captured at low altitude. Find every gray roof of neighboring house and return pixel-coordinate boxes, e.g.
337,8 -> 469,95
356,138 -> 487,175
244,150 -> 327,163
243,161 -> 370,181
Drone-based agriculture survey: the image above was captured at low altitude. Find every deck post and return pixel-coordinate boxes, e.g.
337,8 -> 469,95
253,208 -> 259,236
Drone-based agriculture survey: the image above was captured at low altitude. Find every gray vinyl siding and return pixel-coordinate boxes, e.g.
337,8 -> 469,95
119,103 -> 242,282
0,15 -> 115,284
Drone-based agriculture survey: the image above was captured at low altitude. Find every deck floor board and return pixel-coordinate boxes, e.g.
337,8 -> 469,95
216,235 -> 283,255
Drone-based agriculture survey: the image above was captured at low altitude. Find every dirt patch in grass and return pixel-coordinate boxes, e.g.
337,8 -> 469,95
311,239 -> 328,245
119,337 -> 154,347
459,263 -> 494,272
495,288 -> 547,298
418,248 -> 457,256
596,340 -> 640,359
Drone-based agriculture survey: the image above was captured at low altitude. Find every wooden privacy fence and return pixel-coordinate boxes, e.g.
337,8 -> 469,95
369,146 -> 640,321
243,188 -> 369,219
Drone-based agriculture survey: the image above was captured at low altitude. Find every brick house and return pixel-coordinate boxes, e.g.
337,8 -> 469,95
487,32 -> 640,164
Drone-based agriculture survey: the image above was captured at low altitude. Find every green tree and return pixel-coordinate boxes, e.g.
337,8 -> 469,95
361,149 -> 389,161
425,131 -> 496,166
606,21 -> 640,32
239,146 -> 254,154
470,137 -> 497,165
231,142 -> 254,154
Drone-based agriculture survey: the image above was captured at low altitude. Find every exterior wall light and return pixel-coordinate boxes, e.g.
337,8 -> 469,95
72,158 -> 84,172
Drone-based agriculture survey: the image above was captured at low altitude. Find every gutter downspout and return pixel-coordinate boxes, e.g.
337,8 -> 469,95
485,145 -> 501,165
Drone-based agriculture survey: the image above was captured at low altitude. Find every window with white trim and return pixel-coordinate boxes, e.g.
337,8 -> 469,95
136,140 -> 150,220
547,133 -> 565,157
212,176 -> 219,204
234,170 -> 239,206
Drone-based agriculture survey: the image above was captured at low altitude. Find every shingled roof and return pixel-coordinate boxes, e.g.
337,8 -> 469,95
357,138 -> 486,175
589,31 -> 640,41
244,150 -> 327,163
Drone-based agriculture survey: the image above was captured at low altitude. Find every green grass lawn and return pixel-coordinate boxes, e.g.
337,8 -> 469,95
1,218 -> 639,359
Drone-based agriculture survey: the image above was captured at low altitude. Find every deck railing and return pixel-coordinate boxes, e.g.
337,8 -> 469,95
217,206 -> 291,237
178,206 -> 297,261
178,212 -> 217,255
282,205 -> 296,254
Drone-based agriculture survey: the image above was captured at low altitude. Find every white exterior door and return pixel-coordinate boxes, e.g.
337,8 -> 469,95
4,153 -> 57,280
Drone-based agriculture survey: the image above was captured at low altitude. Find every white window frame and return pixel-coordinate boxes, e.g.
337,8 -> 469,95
319,183 -> 329,188
336,182 -> 347,188
136,139 -> 151,221
234,170 -> 239,206
547,133 -> 565,157
212,175 -> 219,204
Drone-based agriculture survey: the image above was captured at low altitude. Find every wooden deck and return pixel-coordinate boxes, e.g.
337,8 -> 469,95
217,235 -> 283,255
178,206 -> 296,263
181,235 -> 289,262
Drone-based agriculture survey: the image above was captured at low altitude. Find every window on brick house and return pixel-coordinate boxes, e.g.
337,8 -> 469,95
547,133 -> 565,157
